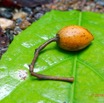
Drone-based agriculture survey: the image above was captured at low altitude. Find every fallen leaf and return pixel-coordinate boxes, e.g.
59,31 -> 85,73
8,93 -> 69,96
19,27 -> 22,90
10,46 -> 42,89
0,10 -> 104,103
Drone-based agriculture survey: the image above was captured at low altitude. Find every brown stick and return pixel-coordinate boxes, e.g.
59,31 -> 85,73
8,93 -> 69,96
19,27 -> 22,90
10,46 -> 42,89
29,37 -> 74,82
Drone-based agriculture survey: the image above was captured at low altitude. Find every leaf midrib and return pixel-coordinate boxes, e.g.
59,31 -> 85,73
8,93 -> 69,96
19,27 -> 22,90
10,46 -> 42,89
70,12 -> 82,103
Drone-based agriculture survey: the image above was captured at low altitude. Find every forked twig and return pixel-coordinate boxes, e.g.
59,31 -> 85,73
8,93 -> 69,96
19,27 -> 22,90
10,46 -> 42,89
29,37 -> 74,82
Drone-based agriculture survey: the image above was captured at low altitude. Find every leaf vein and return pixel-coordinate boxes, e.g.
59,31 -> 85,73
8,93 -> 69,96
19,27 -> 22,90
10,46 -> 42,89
70,11 -> 82,103
78,59 -> 104,80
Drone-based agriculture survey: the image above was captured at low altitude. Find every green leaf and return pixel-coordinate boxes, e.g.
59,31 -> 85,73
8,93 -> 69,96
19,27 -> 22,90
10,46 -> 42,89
0,10 -> 104,103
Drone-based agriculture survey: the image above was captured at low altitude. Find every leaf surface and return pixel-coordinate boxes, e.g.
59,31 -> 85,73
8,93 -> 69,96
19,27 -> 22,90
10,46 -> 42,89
0,10 -> 104,103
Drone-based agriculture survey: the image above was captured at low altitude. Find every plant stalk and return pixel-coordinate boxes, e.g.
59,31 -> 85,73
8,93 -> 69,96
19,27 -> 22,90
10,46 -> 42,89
29,37 -> 74,82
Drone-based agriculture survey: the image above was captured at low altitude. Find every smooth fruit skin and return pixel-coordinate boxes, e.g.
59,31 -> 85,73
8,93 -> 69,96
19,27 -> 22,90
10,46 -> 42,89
57,25 -> 94,51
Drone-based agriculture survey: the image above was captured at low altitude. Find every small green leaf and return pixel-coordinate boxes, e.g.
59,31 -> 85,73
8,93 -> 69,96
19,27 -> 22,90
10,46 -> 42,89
0,10 -> 104,103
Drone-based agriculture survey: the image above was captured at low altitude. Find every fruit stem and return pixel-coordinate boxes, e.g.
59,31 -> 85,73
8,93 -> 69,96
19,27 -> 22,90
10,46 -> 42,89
29,37 -> 74,82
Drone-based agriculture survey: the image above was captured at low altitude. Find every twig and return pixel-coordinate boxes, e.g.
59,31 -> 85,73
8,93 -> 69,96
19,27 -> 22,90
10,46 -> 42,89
29,37 -> 74,82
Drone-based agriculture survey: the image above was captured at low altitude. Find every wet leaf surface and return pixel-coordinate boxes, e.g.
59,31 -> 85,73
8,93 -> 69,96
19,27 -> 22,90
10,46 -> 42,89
0,10 -> 104,103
